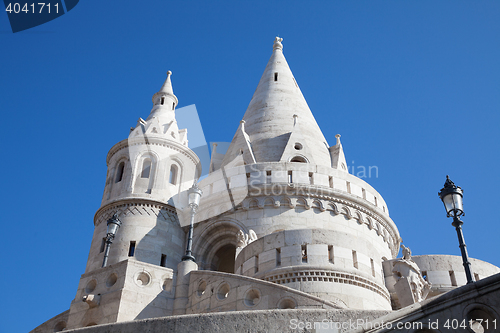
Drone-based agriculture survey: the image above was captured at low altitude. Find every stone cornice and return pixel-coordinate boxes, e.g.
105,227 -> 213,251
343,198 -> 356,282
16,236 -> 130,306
105,137 -> 200,167
94,198 -> 177,227
197,183 -> 400,257
248,185 -> 400,257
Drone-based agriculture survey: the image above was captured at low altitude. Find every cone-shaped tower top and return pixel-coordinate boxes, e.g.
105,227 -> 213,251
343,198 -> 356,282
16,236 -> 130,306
127,72 -> 187,146
222,37 -> 332,167
152,70 -> 178,108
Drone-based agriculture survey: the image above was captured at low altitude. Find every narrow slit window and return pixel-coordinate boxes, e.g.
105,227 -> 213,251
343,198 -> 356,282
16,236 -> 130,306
266,170 -> 272,183
128,241 -> 136,257
374,197 -> 378,206
115,162 -> 125,183
141,158 -> 151,178
172,102 -> 175,110
169,165 -> 178,185
160,254 -> 167,267
474,273 -> 480,281
100,237 -> 106,253
328,245 -> 334,264
449,270 -> 457,286
288,170 -> 293,183
346,181 -> 351,194
352,250 -> 358,269
276,248 -> 281,267
422,271 -> 428,281
274,72 -> 278,81
160,97 -> 165,105
370,258 -> 375,277
255,255 -> 259,273
362,188 -> 366,199
309,172 -> 314,185
329,176 -> 333,188
301,245 -> 307,263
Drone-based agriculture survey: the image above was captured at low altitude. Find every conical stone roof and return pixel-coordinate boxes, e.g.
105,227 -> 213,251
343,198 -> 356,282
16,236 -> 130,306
222,37 -> 331,167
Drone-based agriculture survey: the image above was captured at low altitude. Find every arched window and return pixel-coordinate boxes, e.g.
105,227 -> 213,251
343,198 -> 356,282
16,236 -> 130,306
169,164 -> 178,185
290,156 -> 307,163
115,162 -> 125,183
141,158 -> 152,178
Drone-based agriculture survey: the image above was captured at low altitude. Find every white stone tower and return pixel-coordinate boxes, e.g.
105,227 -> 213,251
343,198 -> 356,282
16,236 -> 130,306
66,72 -> 201,328
30,37 -> 500,333
194,37 -> 400,310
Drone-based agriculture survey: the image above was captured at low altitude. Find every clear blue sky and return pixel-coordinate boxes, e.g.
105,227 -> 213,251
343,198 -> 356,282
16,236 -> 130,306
1,1 -> 500,332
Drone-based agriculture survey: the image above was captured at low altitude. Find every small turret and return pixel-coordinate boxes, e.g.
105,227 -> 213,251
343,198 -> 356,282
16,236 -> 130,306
151,70 -> 178,112
128,71 -> 187,145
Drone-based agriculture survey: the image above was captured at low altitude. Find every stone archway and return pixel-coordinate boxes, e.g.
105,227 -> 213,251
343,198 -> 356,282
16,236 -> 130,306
193,219 -> 245,272
211,244 -> 236,273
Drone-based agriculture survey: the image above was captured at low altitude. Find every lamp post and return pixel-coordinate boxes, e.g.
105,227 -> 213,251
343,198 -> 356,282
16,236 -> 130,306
438,176 -> 474,284
102,213 -> 122,268
182,182 -> 203,262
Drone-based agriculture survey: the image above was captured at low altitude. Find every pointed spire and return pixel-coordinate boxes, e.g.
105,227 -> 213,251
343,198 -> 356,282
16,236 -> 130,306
152,70 -> 178,106
128,72 -> 186,145
222,37 -> 331,167
159,70 -> 174,95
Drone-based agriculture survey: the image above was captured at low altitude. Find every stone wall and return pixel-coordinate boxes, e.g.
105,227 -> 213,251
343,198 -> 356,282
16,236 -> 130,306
60,308 -> 390,333
235,229 -> 391,310
187,270 -> 344,314
349,271 -> 500,333
66,259 -> 175,329
383,254 -> 500,309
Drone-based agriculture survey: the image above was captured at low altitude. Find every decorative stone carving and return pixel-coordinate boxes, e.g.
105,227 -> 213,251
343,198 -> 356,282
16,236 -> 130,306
82,294 -> 100,308
392,244 -> 431,307
235,229 -> 257,258
401,244 -> 411,260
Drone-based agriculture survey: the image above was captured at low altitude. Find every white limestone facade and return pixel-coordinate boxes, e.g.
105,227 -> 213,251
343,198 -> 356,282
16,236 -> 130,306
65,72 -> 201,329
30,38 -> 500,333
192,38 -> 399,310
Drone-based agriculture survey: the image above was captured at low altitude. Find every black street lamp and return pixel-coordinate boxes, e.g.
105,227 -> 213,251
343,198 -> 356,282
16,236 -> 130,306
182,182 -> 203,262
102,213 -> 122,268
438,176 -> 473,284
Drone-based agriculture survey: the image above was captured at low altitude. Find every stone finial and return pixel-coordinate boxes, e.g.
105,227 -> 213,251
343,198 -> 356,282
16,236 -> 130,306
273,36 -> 283,51
335,134 -> 341,145
167,70 -> 172,76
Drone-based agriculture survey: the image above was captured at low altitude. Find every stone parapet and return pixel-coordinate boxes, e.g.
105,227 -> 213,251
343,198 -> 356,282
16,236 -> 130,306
61,308 -> 391,333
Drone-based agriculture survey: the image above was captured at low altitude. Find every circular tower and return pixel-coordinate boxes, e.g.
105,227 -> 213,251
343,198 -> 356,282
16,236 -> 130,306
193,38 -> 400,311
87,71 -> 200,272
67,72 -> 200,328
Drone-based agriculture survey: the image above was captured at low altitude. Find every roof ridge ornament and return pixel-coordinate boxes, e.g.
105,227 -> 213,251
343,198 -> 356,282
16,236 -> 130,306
273,36 -> 283,51
335,134 -> 342,146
